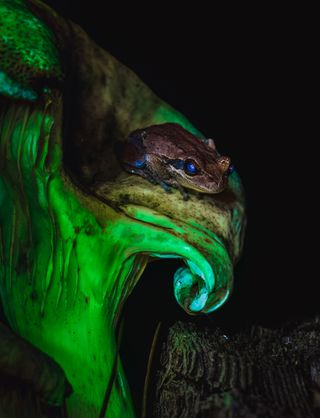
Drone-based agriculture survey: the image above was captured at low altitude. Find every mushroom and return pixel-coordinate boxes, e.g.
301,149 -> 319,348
0,1 -> 246,417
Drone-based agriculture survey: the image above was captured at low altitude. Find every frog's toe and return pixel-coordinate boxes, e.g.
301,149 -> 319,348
182,191 -> 189,201
160,182 -> 171,193
148,178 -> 158,185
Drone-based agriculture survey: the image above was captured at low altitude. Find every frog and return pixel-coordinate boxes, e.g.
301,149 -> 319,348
118,122 -> 234,200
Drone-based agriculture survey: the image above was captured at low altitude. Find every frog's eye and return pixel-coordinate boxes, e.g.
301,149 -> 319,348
184,159 -> 199,176
133,158 -> 146,168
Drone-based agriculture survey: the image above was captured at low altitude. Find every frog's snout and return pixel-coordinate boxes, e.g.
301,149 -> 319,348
217,156 -> 231,174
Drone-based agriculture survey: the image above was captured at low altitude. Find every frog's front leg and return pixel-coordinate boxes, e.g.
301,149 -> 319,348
144,154 -> 177,192
140,165 -> 172,193
166,179 -> 189,200
122,161 -> 172,192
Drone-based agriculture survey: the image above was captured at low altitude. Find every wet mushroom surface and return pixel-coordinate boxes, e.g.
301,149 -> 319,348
0,1 -> 316,418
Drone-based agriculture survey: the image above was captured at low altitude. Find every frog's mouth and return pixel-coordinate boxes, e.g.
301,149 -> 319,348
176,172 -> 229,195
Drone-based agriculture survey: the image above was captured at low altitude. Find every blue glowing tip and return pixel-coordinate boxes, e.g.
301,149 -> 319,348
228,164 -> 235,175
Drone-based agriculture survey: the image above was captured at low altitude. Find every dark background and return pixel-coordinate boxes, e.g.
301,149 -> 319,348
43,1 -> 315,412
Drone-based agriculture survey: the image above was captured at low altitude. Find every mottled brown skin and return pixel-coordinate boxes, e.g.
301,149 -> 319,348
119,123 -> 232,200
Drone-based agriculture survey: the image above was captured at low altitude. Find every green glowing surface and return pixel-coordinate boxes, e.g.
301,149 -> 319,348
0,1 -> 245,417
0,100 -> 235,417
0,101 -> 137,417
0,70 -> 38,101
0,0 -> 62,98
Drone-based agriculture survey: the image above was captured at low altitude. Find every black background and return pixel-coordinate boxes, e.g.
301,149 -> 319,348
42,1 -> 315,411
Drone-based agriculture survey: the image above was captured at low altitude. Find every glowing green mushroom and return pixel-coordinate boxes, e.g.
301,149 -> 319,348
0,1 -> 246,417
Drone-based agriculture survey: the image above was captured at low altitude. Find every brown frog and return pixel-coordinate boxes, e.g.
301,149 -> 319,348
118,123 -> 234,200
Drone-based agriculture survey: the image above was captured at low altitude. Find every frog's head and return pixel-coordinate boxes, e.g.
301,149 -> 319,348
124,122 -> 234,194
161,124 -> 234,194
170,151 -> 233,194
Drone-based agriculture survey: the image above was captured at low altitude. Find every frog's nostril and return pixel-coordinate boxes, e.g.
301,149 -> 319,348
217,156 -> 231,173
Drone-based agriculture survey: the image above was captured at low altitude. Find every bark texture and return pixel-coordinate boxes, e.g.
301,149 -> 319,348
152,318 -> 320,418
2,315 -> 320,417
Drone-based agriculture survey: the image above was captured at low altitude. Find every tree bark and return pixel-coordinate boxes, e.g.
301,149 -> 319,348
152,318 -> 320,418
